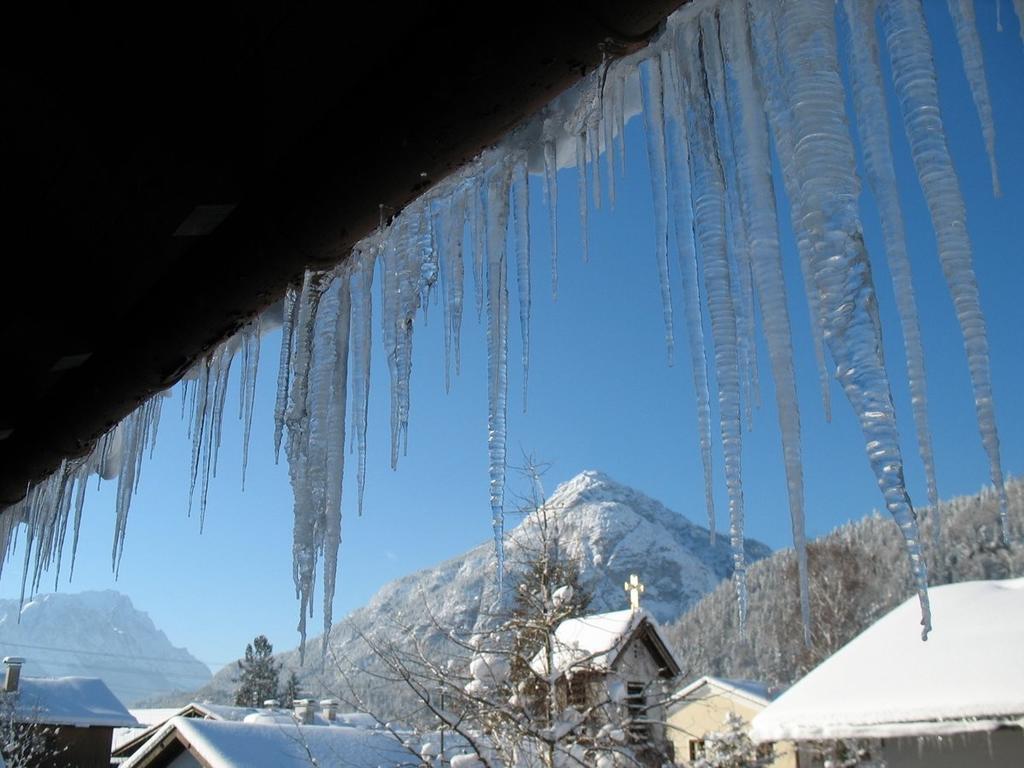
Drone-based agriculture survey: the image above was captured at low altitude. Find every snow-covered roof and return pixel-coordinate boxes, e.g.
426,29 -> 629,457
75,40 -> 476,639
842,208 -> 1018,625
114,702 -> 260,754
530,609 -> 679,678
669,676 -> 776,711
122,716 -> 413,768
752,578 -> 1024,742
4,676 -> 137,728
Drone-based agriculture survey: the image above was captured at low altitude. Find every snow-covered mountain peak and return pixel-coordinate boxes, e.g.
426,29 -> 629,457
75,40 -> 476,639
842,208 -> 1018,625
185,471 -> 770,711
0,590 -> 211,705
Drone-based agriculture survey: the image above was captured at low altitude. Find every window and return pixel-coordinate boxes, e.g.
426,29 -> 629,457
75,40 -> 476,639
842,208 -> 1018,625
626,682 -> 648,739
689,739 -> 705,760
567,675 -> 587,709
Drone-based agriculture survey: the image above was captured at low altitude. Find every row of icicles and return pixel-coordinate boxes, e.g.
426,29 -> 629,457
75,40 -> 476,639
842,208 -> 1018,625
2,0 -> 1018,658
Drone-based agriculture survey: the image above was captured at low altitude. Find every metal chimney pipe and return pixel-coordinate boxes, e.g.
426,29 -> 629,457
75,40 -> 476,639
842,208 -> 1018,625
3,657 -> 25,693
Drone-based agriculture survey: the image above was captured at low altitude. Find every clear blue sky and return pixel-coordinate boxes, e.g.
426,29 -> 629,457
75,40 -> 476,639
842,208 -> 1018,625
2,3 -> 1022,676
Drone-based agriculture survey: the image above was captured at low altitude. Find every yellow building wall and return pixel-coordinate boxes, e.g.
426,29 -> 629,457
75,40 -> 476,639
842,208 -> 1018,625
666,683 -> 798,768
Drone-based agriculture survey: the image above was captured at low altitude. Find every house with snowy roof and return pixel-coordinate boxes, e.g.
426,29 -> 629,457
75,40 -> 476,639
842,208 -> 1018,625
529,578 -> 681,766
667,676 -> 796,767
751,578 -> 1024,767
0,656 -> 137,768
118,715 -> 416,768
111,698 -> 381,763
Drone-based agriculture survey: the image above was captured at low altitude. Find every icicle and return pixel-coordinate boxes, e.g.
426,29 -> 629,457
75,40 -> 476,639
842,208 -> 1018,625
842,0 -> 941,546
485,158 -> 513,587
575,132 -> 590,262
68,460 -> 89,580
350,248 -> 374,516
700,7 -> 758,429
1015,0 -> 1024,41
587,120 -> 602,211
187,360 -> 210,517
209,345 -> 234,480
322,272 -> 351,649
639,54 -> 676,367
418,210 -> 439,323
675,16 -> 747,623
662,47 -> 717,546
764,0 -> 931,636
717,0 -> 810,643
947,0 -> 1001,196
435,201 -> 454,392
288,272 -> 328,450
240,319 -> 261,491
274,286 -> 298,463
881,0 -> 1010,546
542,135 -> 559,301
748,0 -> 832,424
471,178 -> 486,321
601,67 -> 617,209
612,66 -> 628,177
380,207 -> 425,468
446,188 -> 468,381
285,267 -> 354,660
512,156 -> 532,411
112,413 -> 143,575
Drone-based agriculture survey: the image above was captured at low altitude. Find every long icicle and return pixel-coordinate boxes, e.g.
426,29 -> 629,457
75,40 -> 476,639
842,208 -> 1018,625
274,287 -> 299,463
881,0 -> 1010,544
700,9 -> 758,431
640,55 -> 677,368
843,0 -> 941,548
322,271 -> 352,650
718,0 -> 810,643
512,156 -> 532,411
350,247 -> 374,516
485,158 -> 513,589
663,47 -> 717,545
575,132 -> 590,263
748,0 -> 832,424
676,16 -> 747,624
765,0 -> 931,636
946,0 -> 1001,196
542,135 -> 560,301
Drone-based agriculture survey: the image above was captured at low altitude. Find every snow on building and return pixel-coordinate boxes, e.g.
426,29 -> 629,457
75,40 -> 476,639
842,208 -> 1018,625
530,605 -> 681,765
119,716 -> 413,768
666,676 -> 796,767
751,578 -> 1024,767
0,657 -> 138,768
112,698 -> 376,763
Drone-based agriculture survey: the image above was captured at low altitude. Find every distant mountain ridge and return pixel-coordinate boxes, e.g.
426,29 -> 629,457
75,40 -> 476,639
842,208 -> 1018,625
0,590 -> 212,706
182,470 -> 770,710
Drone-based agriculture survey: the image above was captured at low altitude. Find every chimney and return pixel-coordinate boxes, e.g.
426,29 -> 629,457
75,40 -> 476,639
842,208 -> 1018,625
262,699 -> 280,709
320,698 -> 338,722
3,657 -> 24,693
293,699 -> 316,725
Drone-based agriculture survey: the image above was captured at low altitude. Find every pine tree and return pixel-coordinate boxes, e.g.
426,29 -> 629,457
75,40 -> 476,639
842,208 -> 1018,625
281,671 -> 301,708
234,635 -> 281,707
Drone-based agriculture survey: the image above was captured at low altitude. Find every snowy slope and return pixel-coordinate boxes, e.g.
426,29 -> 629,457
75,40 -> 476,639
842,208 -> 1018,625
187,470 -> 769,710
0,590 -> 211,706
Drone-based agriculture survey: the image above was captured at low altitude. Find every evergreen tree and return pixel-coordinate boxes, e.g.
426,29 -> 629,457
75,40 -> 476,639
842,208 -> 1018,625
234,634 -> 281,707
281,671 -> 301,708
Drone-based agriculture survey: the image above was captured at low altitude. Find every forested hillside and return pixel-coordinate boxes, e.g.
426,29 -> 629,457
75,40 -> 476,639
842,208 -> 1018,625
665,479 -> 1023,687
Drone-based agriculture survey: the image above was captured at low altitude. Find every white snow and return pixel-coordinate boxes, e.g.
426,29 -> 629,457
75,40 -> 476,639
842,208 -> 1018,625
121,716 -> 412,768
529,608 -> 672,678
5,676 -> 138,728
751,578 -> 1024,742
